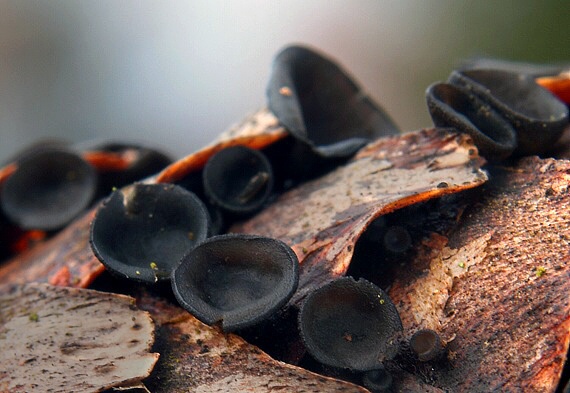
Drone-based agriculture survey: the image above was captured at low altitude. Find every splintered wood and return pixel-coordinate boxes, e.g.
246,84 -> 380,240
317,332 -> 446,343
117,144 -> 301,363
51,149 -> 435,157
389,157 -> 570,392
233,128 -> 487,304
0,283 -> 159,393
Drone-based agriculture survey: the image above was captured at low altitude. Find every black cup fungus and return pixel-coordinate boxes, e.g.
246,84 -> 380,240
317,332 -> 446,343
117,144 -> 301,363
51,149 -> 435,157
448,69 -> 569,156
409,329 -> 443,362
0,148 -> 97,231
203,146 -> 274,215
362,367 -> 394,393
267,45 -> 399,159
299,276 -> 403,371
426,82 -> 518,161
90,183 -> 210,284
382,225 -> 412,254
171,234 -> 299,332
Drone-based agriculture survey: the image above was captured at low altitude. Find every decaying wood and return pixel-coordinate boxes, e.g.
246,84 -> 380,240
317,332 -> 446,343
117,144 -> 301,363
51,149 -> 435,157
388,157 -> 570,392
233,128 -> 487,305
0,127 -> 488,392
1,124 -> 568,391
0,209 -> 104,288
0,283 -> 158,393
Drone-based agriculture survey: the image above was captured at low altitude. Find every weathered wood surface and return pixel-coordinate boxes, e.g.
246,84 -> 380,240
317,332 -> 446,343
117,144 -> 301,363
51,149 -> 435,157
233,128 -> 487,305
0,283 -> 158,393
388,157 -> 570,392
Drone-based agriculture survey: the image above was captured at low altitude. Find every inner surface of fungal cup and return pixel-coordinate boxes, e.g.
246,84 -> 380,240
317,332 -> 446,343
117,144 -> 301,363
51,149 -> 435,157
171,234 -> 299,332
90,183 -> 210,284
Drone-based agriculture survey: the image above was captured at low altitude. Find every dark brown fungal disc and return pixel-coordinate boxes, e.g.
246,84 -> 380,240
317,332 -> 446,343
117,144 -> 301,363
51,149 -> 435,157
90,183 -> 210,284
202,145 -> 274,215
382,225 -> 412,254
0,148 -> 97,231
267,45 -> 399,159
298,276 -> 403,371
426,82 -> 517,161
171,234 -> 299,332
362,367 -> 393,393
409,329 -> 443,362
448,69 -> 569,156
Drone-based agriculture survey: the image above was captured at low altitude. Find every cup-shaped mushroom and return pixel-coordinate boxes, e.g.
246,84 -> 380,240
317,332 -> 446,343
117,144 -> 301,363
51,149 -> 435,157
448,69 -> 569,156
383,225 -> 412,254
267,45 -> 399,159
171,234 -> 299,332
409,329 -> 443,362
90,183 -> 210,284
203,146 -> 274,215
426,82 -> 517,161
299,276 -> 403,371
362,367 -> 393,393
0,148 -> 97,231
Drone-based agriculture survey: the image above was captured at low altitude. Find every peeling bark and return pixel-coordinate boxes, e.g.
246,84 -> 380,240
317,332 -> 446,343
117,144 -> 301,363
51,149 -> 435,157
389,157 -> 570,392
233,128 -> 487,305
0,283 -> 158,393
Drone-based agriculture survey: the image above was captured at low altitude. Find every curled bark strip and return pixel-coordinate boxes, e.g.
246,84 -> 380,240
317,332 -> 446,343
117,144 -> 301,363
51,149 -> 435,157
155,108 -> 288,184
233,128 -> 487,305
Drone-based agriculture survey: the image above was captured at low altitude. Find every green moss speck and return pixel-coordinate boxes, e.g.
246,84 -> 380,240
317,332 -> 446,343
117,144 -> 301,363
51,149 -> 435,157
535,266 -> 547,277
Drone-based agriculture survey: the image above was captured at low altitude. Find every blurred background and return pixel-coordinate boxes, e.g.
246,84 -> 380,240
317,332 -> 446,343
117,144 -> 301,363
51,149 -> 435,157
1,0 -> 569,163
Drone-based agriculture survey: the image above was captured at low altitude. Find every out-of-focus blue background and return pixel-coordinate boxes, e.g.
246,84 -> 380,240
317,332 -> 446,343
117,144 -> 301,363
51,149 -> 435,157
1,1 -> 568,162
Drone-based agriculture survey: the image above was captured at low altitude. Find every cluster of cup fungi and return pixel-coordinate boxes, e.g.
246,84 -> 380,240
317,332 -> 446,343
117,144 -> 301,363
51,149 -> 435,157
0,141 -> 172,256
1,45 -> 569,392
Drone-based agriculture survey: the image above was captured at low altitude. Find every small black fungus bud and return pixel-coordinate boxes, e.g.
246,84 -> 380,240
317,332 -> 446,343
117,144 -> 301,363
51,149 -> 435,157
298,276 -> 403,371
0,148 -> 97,231
171,234 -> 299,332
448,69 -> 569,156
362,367 -> 393,393
409,328 -> 443,362
203,146 -> 274,215
267,45 -> 399,159
425,82 -> 517,161
383,225 -> 412,254
90,183 -> 210,284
